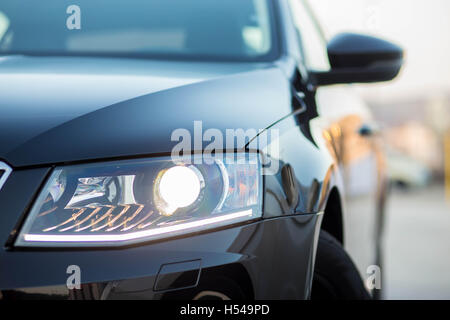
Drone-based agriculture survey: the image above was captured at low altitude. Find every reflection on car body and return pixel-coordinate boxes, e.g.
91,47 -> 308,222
0,0 -> 402,300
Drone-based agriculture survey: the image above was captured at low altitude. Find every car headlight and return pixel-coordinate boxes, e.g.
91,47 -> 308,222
15,153 -> 262,247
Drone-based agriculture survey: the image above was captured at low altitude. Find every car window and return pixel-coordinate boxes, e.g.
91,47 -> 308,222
0,0 -> 276,61
288,0 -> 330,71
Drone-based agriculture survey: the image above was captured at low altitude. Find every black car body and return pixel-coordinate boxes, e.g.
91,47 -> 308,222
0,0 -> 402,299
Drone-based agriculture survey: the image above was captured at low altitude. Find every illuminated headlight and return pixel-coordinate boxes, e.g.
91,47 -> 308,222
155,165 -> 204,216
15,153 -> 262,247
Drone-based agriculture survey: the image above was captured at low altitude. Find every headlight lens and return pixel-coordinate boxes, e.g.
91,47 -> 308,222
15,153 -> 262,247
155,165 -> 204,216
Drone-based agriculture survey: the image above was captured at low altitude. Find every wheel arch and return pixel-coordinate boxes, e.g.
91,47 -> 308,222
321,187 -> 344,245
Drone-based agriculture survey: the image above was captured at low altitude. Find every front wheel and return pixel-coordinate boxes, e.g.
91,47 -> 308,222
311,230 -> 371,300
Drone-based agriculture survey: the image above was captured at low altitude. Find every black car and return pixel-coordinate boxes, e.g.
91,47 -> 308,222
0,0 -> 402,300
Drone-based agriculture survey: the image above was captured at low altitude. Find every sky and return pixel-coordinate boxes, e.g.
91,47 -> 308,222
308,0 -> 450,100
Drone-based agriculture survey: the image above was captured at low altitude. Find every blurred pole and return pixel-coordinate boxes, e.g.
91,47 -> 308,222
446,129 -> 450,201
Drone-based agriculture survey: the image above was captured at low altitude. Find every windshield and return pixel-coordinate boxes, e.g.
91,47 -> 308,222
0,0 -> 277,61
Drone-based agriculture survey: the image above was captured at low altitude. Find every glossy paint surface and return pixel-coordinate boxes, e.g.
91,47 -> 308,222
0,0 -> 390,299
0,56 -> 282,166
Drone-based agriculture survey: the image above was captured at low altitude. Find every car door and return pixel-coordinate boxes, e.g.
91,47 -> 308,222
286,0 -> 384,278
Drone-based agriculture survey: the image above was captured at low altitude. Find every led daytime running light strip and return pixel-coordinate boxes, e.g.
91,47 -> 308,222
23,209 -> 253,243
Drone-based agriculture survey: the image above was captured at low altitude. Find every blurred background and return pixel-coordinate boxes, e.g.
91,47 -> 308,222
309,0 -> 450,299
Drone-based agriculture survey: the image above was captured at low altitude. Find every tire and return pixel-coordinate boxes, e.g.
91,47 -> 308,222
162,275 -> 246,300
311,230 -> 371,300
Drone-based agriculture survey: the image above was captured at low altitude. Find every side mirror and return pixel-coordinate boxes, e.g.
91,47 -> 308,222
312,33 -> 404,86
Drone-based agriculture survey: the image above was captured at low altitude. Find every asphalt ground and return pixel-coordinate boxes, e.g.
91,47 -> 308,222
383,183 -> 450,299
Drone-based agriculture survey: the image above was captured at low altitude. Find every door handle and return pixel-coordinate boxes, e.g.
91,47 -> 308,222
358,123 -> 379,137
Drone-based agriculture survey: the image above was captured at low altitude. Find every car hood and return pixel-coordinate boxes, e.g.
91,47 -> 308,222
0,56 -> 290,167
